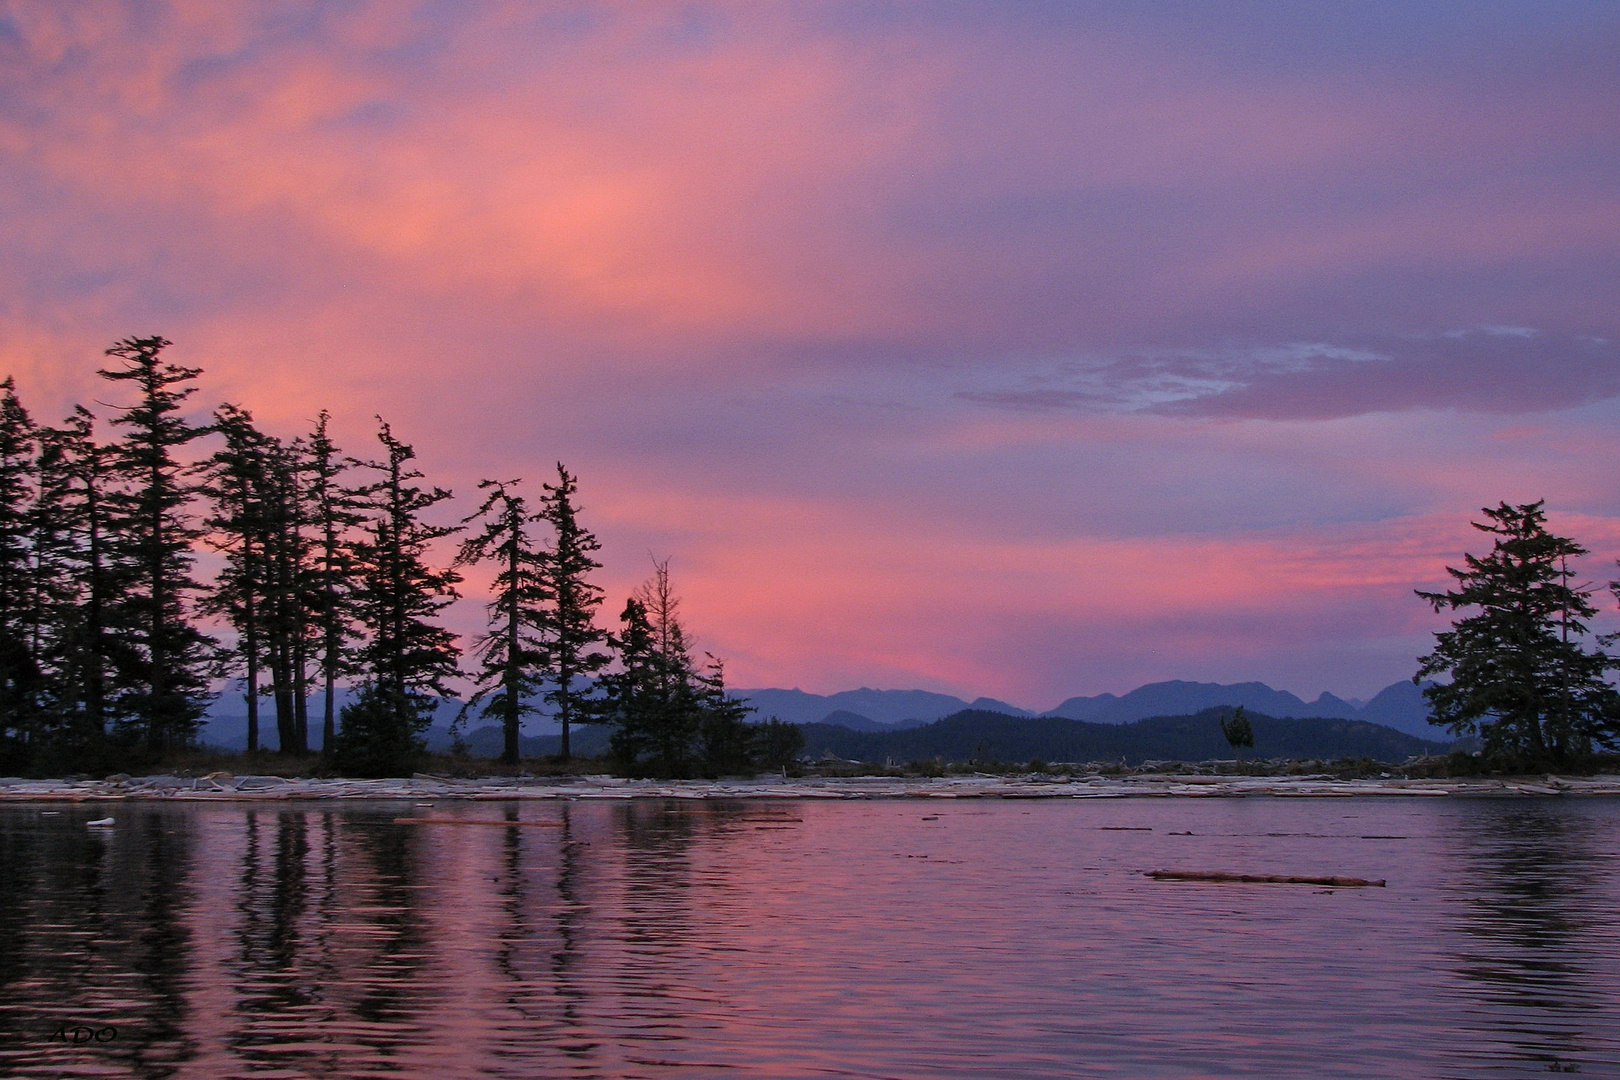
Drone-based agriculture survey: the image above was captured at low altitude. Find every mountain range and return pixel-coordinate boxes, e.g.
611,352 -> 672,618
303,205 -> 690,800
734,679 -> 1447,740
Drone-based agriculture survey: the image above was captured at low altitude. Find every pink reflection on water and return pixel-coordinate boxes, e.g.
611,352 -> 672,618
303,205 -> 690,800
3,798 -> 1619,1078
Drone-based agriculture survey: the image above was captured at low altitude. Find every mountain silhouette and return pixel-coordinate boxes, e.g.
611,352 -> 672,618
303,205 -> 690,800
737,679 -> 1447,740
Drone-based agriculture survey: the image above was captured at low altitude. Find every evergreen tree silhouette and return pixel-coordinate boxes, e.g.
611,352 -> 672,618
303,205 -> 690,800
599,597 -> 674,772
0,379 -> 40,760
32,408 -> 134,755
599,562 -> 748,777
337,419 -> 460,773
696,654 -> 757,775
457,478 -> 549,765
259,432 -> 312,753
305,410 -> 363,752
205,403 -> 274,752
536,464 -> 609,762
1220,705 -> 1254,764
99,337 -> 214,755
1419,501 -> 1620,765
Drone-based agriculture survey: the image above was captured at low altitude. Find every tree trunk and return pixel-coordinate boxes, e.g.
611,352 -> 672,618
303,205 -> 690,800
243,547 -> 259,753
504,524 -> 521,766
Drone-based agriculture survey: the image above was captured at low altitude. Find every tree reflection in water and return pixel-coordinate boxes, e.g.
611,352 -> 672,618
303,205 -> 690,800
8,798 -> 1613,1079
1443,801 -> 1617,1073
482,800 -> 604,1074
0,806 -> 197,1080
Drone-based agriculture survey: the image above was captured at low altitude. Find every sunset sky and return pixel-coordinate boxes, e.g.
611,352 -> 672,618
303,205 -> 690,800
3,2 -> 1618,708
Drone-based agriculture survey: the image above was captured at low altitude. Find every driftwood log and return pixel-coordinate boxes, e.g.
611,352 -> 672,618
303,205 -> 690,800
393,817 -> 563,827
1145,869 -> 1385,887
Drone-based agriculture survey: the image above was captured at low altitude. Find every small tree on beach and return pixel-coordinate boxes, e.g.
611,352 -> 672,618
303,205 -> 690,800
1220,705 -> 1254,764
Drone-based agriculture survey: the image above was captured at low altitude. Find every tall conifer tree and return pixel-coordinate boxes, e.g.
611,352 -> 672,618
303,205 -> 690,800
0,379 -> 40,758
259,434 -> 312,753
35,409 -> 131,748
305,411 -> 362,751
337,420 -> 460,772
457,479 -> 549,765
205,404 -> 273,752
536,464 -> 608,762
1419,501 -> 1620,764
99,337 -> 214,754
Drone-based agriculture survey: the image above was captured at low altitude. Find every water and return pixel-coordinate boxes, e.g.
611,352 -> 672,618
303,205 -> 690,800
2,797 -> 1618,1079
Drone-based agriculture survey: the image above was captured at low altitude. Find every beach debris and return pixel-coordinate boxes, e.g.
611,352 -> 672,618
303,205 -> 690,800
393,816 -> 562,827
1145,869 -> 1385,887
2,772 -> 1618,802
85,817 -> 115,827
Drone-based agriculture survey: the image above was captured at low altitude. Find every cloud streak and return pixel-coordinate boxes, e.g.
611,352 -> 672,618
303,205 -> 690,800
957,331 -> 1620,420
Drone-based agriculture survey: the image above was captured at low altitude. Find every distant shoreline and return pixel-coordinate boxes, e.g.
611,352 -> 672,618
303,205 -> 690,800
4,773 -> 1618,802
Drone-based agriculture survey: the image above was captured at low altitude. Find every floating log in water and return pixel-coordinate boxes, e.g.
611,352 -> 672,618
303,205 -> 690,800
393,817 -> 562,828
1145,869 -> 1385,887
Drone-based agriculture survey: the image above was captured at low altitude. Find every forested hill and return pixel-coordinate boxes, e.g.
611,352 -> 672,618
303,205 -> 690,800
799,709 -> 1450,766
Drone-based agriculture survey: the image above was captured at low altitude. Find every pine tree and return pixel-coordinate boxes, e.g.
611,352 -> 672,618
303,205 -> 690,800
456,478 -> 549,765
205,404 -> 273,753
337,419 -> 460,773
1220,705 -> 1254,765
0,379 -> 35,627
597,563 -> 707,776
598,597 -> 674,772
536,464 -> 608,762
33,409 -> 133,752
305,411 -> 362,752
99,337 -> 215,755
25,418 -> 77,753
595,560 -> 771,777
0,379 -> 40,762
258,434 -> 312,753
695,654 -> 757,775
633,560 -> 705,774
1418,501 -> 1620,765
755,718 -> 805,773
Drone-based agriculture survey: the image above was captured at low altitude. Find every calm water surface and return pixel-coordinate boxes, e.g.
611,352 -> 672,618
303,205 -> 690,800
2,797 -> 1618,1079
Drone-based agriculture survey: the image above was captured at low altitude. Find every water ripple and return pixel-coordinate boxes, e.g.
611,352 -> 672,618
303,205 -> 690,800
1,799 -> 1618,1078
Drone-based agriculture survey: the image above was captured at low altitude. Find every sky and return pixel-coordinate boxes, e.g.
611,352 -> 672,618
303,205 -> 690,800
2,1 -> 1618,709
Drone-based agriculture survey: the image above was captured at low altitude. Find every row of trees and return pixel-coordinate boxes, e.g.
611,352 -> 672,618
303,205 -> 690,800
1417,500 -> 1620,767
0,337 -> 798,777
